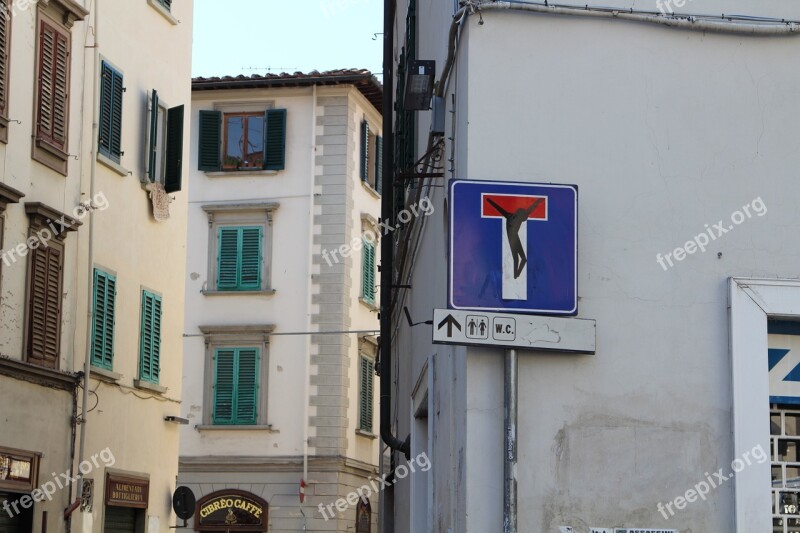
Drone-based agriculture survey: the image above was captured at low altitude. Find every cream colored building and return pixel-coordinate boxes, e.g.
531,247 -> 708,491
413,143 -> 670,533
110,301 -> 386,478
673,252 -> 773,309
0,1 -> 193,533
178,71 -> 383,533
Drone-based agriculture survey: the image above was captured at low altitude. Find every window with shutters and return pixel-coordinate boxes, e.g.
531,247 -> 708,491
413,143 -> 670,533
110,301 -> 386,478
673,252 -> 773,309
360,120 -> 382,195
0,0 -> 11,144
98,61 -> 124,164
359,355 -> 375,432
156,0 -> 172,11
145,90 -> 184,193
212,347 -> 260,425
201,203 -> 277,294
198,108 -> 286,172
23,203 -> 79,369
361,237 -> 376,306
32,14 -> 72,175
138,290 -> 162,384
91,269 -> 116,370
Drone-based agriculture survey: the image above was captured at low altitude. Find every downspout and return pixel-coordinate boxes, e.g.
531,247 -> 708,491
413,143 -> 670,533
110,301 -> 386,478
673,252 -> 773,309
74,0 -> 100,515
380,0 -> 410,459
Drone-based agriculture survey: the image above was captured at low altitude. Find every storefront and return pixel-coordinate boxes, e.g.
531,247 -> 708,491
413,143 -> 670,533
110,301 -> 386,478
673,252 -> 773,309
103,474 -> 149,533
195,490 -> 268,532
0,448 -> 39,533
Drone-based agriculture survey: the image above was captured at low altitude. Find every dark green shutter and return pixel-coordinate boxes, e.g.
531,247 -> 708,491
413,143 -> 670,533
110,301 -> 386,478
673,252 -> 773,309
359,356 -> 374,431
103,506 -> 136,533
375,136 -> 383,194
198,110 -> 221,171
217,226 -> 262,291
164,105 -> 184,193
213,348 -> 235,424
91,269 -> 116,370
360,121 -> 369,181
148,90 -> 159,181
236,348 -> 259,424
264,109 -> 286,171
139,290 -> 162,383
213,348 -> 259,425
158,0 -> 172,10
362,239 -> 375,304
99,62 -> 123,163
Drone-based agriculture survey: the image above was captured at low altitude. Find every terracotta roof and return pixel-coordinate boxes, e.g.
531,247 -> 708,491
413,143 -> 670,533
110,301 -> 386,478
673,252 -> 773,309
192,69 -> 383,112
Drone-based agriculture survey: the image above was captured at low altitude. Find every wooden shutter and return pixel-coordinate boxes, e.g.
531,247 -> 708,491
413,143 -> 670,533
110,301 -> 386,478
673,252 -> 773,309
37,21 -> 69,150
159,0 -> 173,10
264,109 -> 286,171
197,110 -> 221,171
362,239 -> 375,304
147,90 -> 159,181
98,62 -> 123,162
139,291 -> 162,383
236,348 -> 259,424
27,245 -> 63,368
91,269 -> 116,370
359,356 -> 374,431
213,348 -> 235,424
360,121 -> 369,181
0,0 -> 10,118
375,136 -> 383,194
164,105 -> 184,193
217,226 -> 262,291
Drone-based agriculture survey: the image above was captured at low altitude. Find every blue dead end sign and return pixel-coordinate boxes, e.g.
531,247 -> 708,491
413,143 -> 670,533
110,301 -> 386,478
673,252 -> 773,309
449,179 -> 578,315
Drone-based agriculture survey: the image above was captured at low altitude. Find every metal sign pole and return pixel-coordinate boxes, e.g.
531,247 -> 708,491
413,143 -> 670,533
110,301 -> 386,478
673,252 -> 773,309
504,348 -> 518,533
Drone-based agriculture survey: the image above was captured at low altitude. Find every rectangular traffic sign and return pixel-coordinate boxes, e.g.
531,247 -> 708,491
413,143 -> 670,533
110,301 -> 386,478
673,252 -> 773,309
432,309 -> 595,353
449,179 -> 578,315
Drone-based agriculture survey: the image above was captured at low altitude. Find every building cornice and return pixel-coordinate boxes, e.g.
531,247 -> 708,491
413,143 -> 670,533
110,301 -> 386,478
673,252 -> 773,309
0,356 -> 80,391
0,183 -> 24,212
179,455 -> 378,476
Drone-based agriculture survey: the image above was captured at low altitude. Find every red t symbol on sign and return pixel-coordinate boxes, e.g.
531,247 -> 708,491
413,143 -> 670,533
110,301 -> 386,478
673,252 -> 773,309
481,194 -> 548,301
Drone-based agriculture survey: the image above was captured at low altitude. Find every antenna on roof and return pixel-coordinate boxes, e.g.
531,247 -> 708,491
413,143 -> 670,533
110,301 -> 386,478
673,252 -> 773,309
241,66 -> 300,73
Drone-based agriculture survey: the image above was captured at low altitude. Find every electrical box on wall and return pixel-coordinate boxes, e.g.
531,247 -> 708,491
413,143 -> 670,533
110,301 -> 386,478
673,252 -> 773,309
431,96 -> 445,135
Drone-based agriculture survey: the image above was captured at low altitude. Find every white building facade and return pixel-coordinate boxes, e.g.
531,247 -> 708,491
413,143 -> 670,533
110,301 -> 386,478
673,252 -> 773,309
179,71 -> 384,533
384,1 -> 800,532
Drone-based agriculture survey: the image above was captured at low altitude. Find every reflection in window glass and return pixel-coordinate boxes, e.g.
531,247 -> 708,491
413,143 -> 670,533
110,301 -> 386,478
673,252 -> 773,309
225,116 -> 244,168
0,455 -> 32,482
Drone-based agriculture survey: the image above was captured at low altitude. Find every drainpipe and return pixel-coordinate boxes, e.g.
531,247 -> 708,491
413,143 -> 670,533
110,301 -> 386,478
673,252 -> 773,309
74,0 -> 100,515
380,0 -> 410,460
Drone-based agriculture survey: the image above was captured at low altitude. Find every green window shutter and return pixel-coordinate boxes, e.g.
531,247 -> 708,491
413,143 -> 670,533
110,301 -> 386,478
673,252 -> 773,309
147,89 -> 159,181
217,226 -> 262,291
239,226 -> 262,290
236,348 -> 259,424
198,110 -> 221,171
91,269 -> 116,370
159,0 -> 172,10
164,104 -> 184,193
213,347 -> 259,425
99,62 -> 123,163
139,290 -> 162,383
360,121 -> 369,181
264,109 -> 286,171
362,239 -> 375,304
213,348 -> 235,424
375,136 -> 383,195
359,356 -> 374,431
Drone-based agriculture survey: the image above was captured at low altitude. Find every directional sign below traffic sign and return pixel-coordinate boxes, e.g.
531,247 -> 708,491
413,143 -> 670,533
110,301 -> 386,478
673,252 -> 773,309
432,309 -> 595,353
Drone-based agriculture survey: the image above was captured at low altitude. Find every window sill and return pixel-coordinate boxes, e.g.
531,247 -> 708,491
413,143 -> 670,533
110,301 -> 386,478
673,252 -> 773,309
359,297 -> 378,311
205,169 -> 278,178
202,289 -> 276,296
133,379 -> 167,394
97,153 -> 129,177
361,181 -> 381,199
356,429 -> 377,440
147,0 -> 179,25
195,425 -> 277,433
90,367 -> 121,383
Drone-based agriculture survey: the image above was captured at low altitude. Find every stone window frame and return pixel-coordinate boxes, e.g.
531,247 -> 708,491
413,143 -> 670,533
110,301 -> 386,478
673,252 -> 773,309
0,445 -> 40,493
0,183 -> 24,300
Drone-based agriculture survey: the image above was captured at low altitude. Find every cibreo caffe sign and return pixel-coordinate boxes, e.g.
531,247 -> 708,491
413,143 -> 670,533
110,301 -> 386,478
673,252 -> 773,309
195,490 -> 268,532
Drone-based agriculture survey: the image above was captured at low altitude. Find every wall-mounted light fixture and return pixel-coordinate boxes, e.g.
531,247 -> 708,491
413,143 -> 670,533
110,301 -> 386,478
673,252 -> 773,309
404,60 -> 436,111
164,415 -> 190,425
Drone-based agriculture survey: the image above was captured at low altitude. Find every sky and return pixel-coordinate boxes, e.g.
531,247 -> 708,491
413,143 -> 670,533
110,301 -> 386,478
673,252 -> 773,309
191,0 -> 384,79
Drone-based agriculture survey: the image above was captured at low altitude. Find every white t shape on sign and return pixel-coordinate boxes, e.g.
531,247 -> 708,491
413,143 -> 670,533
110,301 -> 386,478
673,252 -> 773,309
481,193 -> 548,300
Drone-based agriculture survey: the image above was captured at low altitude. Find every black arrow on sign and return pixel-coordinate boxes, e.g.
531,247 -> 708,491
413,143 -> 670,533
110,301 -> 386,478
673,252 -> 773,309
437,314 -> 462,338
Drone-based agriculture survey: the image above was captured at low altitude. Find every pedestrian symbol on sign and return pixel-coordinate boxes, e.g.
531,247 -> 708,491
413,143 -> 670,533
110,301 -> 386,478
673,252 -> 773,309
466,315 -> 489,339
